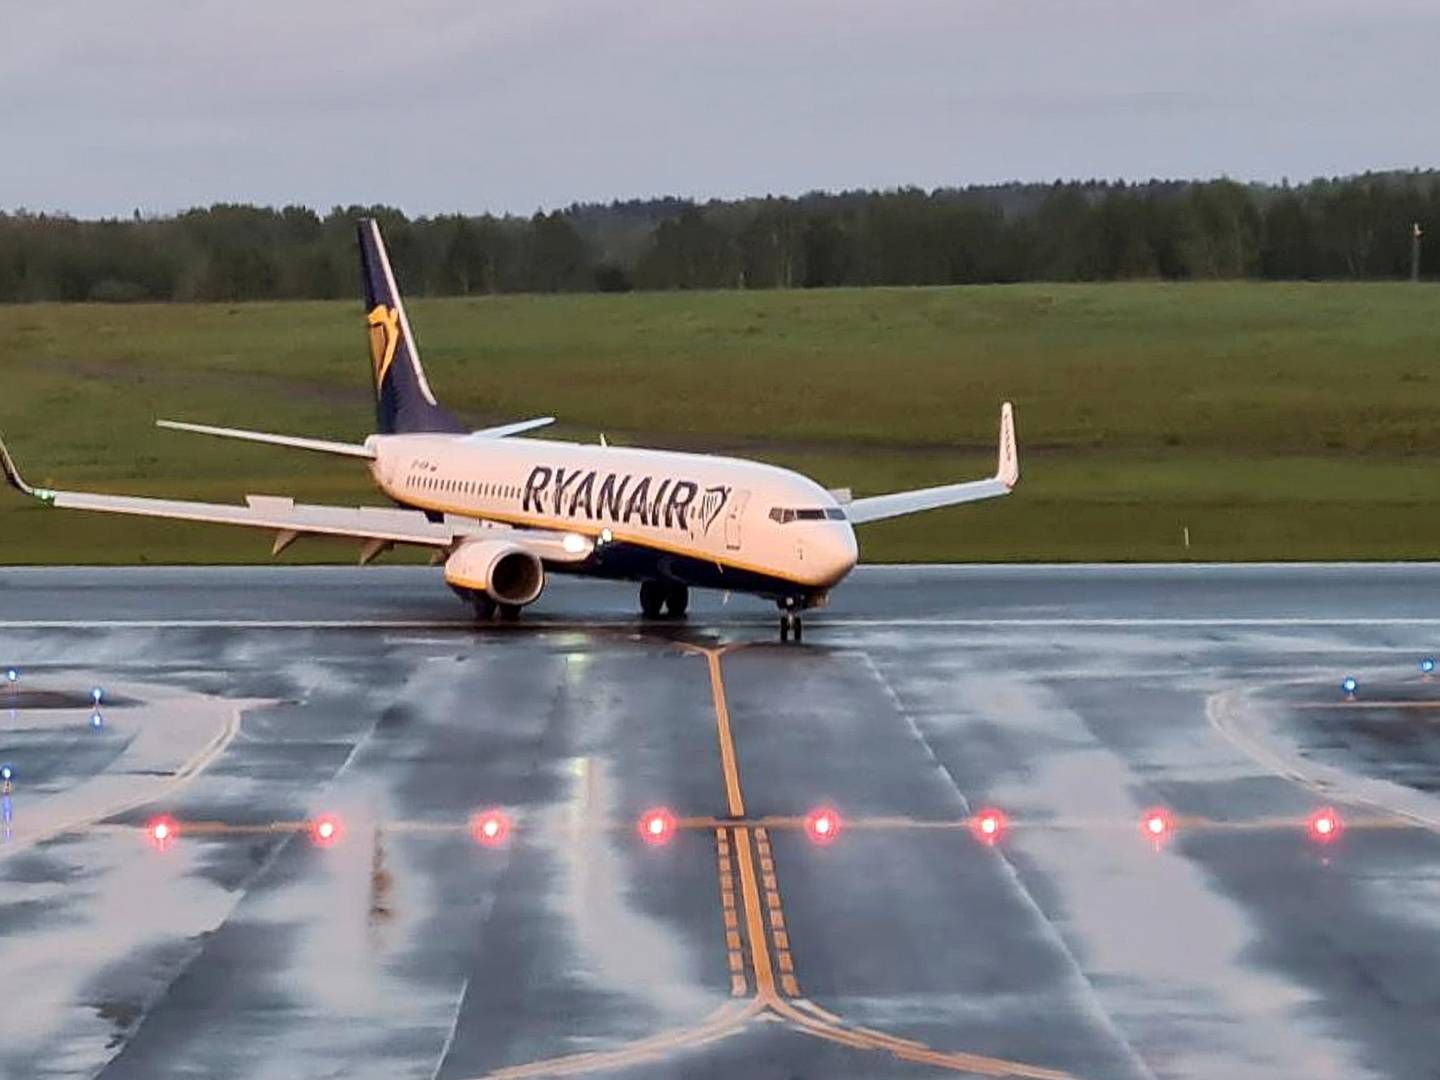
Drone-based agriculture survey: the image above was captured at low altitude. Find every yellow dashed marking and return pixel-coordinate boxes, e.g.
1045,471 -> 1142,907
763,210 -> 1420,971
714,826 -> 748,997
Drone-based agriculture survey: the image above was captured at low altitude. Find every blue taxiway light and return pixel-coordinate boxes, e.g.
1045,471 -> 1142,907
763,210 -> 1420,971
1341,676 -> 1358,695
1423,658 -> 1436,675
0,765 -> 12,782
90,712 -> 104,729
5,669 -> 16,684
91,687 -> 104,704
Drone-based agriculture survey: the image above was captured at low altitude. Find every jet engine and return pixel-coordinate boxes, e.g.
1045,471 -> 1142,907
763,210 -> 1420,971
444,539 -> 545,608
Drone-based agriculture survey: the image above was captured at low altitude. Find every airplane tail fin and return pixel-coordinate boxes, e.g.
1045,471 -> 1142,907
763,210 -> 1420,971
357,219 -> 466,435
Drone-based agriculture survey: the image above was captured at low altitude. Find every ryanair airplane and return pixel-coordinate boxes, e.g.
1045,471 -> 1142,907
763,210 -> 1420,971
0,220 -> 1018,641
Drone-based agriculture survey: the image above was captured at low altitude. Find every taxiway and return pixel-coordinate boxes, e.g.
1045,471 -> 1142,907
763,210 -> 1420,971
1,564 -> 1438,1079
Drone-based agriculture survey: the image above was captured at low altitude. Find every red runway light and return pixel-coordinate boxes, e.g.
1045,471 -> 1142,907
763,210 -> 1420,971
471,809 -> 512,848
970,807 -> 1008,846
638,807 -> 677,846
804,806 -> 843,846
310,814 -> 344,848
147,816 -> 178,850
1140,807 -> 1175,846
1308,807 -> 1344,844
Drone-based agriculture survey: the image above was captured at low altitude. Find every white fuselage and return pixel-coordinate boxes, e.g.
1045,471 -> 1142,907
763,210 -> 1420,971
366,434 -> 859,595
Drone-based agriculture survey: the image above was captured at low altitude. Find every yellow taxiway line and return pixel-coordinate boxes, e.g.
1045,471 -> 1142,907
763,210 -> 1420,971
473,643 -> 1077,1078
704,647 -> 747,819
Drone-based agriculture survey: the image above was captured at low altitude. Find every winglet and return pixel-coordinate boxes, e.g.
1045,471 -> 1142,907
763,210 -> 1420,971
0,433 -> 34,496
996,402 -> 1019,489
0,434 -> 54,503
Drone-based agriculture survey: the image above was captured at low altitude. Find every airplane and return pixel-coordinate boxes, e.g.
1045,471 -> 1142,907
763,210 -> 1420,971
0,219 -> 1019,642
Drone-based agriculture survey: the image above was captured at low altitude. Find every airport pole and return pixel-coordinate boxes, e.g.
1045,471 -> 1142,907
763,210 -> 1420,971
1413,223 -> 1422,283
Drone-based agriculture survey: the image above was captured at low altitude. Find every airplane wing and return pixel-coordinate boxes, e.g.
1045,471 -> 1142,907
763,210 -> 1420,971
0,434 -> 591,564
845,403 -> 1018,525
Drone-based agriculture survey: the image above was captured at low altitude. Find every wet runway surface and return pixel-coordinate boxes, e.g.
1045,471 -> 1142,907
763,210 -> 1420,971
2,564 -> 1440,1078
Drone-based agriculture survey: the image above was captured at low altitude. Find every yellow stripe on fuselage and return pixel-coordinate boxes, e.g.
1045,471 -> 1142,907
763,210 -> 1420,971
385,486 -> 826,589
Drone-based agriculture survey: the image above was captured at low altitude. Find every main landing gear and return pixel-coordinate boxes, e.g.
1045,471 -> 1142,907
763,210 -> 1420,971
778,598 -> 803,643
460,590 -> 519,623
639,581 -> 689,619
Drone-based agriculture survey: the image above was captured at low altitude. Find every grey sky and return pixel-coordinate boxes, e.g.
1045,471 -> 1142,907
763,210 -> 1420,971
3,0 -> 1437,218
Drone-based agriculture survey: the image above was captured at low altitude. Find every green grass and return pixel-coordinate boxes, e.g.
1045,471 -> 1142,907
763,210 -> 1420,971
2,283 -> 1439,564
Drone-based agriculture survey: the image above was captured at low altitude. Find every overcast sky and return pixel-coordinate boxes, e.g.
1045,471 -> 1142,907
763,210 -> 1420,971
3,0 -> 1437,218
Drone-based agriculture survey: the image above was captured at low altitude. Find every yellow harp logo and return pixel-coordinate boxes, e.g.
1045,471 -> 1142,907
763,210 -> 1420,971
367,304 -> 401,393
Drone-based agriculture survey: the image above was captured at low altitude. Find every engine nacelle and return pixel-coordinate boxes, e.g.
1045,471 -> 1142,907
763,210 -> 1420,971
444,539 -> 545,608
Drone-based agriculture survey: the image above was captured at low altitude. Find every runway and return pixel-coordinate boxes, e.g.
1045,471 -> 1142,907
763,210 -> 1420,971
2,564 -> 1439,1079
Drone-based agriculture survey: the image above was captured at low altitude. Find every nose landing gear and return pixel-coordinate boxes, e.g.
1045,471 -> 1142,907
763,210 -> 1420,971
778,598 -> 804,643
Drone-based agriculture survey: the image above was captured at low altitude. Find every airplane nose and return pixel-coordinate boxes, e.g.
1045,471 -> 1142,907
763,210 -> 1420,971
815,523 -> 859,584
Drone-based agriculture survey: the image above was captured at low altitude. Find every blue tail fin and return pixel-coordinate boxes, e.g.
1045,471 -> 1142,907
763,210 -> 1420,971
357,219 -> 466,435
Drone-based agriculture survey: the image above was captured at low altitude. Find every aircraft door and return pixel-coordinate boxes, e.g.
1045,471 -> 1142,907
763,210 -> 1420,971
725,490 -> 749,550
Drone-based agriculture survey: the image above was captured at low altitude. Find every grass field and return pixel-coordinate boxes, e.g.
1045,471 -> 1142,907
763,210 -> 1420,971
1,282 -> 1438,564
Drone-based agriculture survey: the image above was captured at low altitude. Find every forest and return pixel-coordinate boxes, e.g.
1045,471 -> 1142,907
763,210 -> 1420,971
1,170 -> 1436,302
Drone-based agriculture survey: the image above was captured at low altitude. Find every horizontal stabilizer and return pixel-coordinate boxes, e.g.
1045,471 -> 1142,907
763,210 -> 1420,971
846,403 -> 1019,524
467,417 -> 556,440
157,420 -> 375,459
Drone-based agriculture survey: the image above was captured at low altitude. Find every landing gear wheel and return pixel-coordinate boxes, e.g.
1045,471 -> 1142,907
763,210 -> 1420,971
640,580 -> 667,618
778,597 -> 804,643
497,603 -> 521,623
664,584 -> 689,618
471,593 -> 496,622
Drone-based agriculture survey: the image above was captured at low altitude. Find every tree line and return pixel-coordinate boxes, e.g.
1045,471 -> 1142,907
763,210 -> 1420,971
1,171 -> 1436,302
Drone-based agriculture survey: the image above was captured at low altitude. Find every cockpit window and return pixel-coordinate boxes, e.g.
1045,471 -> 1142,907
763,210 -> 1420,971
769,507 -> 847,524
